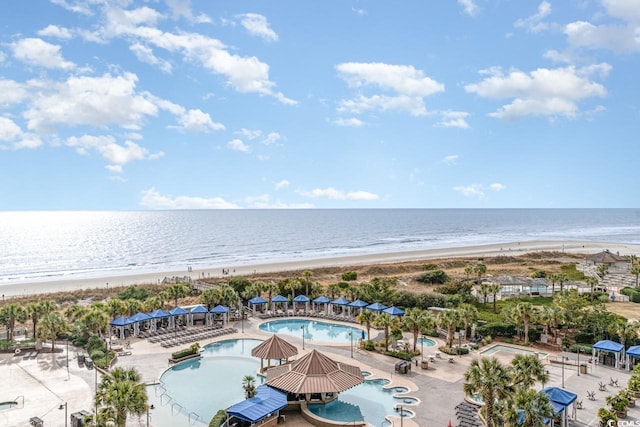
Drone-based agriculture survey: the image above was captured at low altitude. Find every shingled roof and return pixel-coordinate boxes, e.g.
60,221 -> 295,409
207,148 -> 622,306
265,349 -> 364,394
251,334 -> 298,361
586,250 -> 628,264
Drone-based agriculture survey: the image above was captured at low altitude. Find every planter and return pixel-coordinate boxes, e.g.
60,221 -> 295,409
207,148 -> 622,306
169,353 -> 201,364
614,409 -> 627,419
628,399 -> 636,408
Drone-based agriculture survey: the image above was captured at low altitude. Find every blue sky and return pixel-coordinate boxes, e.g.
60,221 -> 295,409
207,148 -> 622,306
1,0 -> 638,209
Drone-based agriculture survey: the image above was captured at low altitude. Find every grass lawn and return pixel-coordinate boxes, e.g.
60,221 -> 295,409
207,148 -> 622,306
476,296 -> 554,322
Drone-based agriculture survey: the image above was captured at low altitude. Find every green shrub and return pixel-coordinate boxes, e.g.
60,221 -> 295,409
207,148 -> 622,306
117,286 -> 150,301
171,347 -> 198,360
529,270 -> 547,278
383,350 -> 414,361
415,270 -> 449,285
361,340 -> 375,351
341,271 -> 358,281
209,410 -> 227,427
436,281 -> 473,295
423,264 -> 439,271
575,332 -> 595,344
439,346 -> 470,356
476,322 -> 515,338
527,329 -> 541,343
90,349 -> 106,360
414,293 -> 446,309
569,344 -> 592,354
86,334 -> 106,354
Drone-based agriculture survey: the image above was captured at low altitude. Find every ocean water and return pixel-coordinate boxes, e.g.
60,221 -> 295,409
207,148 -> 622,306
1,209 -> 639,287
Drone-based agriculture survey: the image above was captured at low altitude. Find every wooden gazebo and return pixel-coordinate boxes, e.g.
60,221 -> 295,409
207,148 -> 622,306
251,334 -> 298,371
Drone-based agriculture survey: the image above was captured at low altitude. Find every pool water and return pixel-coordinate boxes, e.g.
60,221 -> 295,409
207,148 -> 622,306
308,378 -> 416,424
150,338 -> 419,427
259,319 -> 366,343
417,337 -> 437,347
0,401 -> 17,410
480,344 -> 548,358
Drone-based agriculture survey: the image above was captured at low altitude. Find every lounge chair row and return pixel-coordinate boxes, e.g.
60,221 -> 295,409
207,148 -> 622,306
20,351 -> 39,360
138,325 -> 186,339
148,324 -> 222,343
160,328 -> 237,348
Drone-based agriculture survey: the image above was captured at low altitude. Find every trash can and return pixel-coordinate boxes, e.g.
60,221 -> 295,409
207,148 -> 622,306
421,360 -> 429,370
580,364 -> 587,374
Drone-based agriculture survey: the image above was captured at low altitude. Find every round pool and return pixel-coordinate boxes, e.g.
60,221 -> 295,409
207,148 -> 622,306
259,319 -> 366,343
417,337 -> 437,347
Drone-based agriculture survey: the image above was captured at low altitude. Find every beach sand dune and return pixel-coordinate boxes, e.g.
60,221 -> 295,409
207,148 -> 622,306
2,240 -> 638,299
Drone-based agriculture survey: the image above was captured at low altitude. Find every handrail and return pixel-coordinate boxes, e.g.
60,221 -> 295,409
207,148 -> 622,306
14,395 -> 25,408
188,411 -> 201,425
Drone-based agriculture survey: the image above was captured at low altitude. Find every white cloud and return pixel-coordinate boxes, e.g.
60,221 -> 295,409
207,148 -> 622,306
297,187 -> 379,201
336,62 -> 444,116
66,134 -> 163,171
0,117 -> 23,141
140,187 -> 240,209
334,117 -> 364,127
453,184 -> 485,198
490,183 -> 506,191
176,109 -> 225,132
0,79 -> 28,106
442,154 -> 459,165
458,0 -> 479,17
12,38 -> 75,70
165,0 -> 212,23
465,65 -> 609,119
244,194 -> 313,209
227,138 -> 250,152
262,132 -> 281,145
0,118 -> 40,150
274,180 -> 290,190
352,7 -> 366,16
24,73 -> 158,132
435,111 -> 470,128
37,25 -> 74,39
238,13 -> 278,42
514,1 -> 552,33
129,43 -> 172,73
238,128 -> 262,140
0,51 -> 5,63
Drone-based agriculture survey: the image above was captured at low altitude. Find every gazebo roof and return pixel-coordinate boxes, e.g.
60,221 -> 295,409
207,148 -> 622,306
383,306 -> 405,316
148,309 -> 170,318
251,335 -> 299,360
627,345 -> 640,358
110,316 -> 133,326
227,385 -> 287,423
331,297 -> 350,305
313,296 -> 331,304
128,312 -> 152,322
586,250 -> 627,264
210,304 -> 229,314
593,339 -> 624,353
190,305 -> 208,314
271,295 -> 288,303
348,299 -> 369,308
366,302 -> 388,312
542,387 -> 577,407
169,307 -> 188,315
249,296 -> 268,305
293,295 -> 310,303
265,349 -> 363,394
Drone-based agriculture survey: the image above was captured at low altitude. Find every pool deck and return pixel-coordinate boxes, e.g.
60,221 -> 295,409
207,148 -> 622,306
1,319 -> 639,426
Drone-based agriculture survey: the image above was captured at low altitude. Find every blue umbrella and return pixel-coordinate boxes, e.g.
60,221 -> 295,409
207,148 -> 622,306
110,316 -> 132,326
148,309 -> 170,318
366,302 -> 388,312
313,296 -> 331,304
383,306 -> 405,316
248,296 -> 268,305
348,299 -> 369,308
293,295 -> 310,303
169,306 -> 188,316
271,295 -> 288,303
190,305 -> 208,314
331,297 -> 350,305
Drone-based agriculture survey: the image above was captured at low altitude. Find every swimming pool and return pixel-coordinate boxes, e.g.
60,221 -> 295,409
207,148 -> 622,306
308,378 -> 416,424
417,337 -> 437,347
150,338 -> 418,427
259,319 -> 366,343
480,344 -> 548,358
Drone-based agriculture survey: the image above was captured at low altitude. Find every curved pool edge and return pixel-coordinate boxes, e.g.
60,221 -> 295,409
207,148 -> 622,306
257,317 -> 368,347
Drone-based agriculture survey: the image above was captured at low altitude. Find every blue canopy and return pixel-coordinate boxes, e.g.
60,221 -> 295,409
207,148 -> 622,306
148,309 -> 170,318
110,316 -> 133,326
348,299 -> 369,308
293,295 -> 310,303
593,340 -> 624,353
366,302 -> 388,312
248,296 -> 268,305
542,387 -> 577,407
627,345 -> 640,357
190,305 -> 208,314
313,296 -> 331,303
271,295 -> 288,303
227,385 -> 287,423
169,306 -> 188,316
128,312 -> 152,323
210,304 -> 229,314
331,297 -> 350,305
383,306 -> 405,316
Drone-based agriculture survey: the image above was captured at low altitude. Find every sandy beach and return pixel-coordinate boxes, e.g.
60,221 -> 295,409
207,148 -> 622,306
2,239 -> 639,299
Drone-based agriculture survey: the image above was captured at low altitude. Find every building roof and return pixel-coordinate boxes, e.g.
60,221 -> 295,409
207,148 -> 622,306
226,385 -> 287,423
586,250 -> 628,264
265,349 -> 364,394
251,335 -> 299,360
593,339 -> 624,353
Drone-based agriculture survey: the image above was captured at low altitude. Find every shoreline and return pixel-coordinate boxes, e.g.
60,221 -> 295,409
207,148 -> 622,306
2,239 -> 639,298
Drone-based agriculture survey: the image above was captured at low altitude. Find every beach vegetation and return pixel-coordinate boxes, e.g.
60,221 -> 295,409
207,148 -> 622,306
301,270 -> 313,295
0,303 -> 27,341
117,286 -> 149,301
341,271 -> 358,281
529,269 -> 547,278
464,357 -> 513,427
598,408 -> 618,427
227,278 -> 252,295
402,307 -> 436,352
473,262 -> 487,285
423,263 -> 439,271
373,312 -> 398,351
96,367 -> 148,427
415,269 -> 449,284
560,264 -> 586,281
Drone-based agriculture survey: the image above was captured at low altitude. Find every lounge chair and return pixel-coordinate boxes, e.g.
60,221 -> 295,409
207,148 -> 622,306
587,391 -> 596,400
598,382 -> 607,391
609,377 -> 619,387
576,400 -> 583,409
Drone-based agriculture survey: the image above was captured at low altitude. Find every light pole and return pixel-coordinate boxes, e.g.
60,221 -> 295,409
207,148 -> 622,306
147,404 -> 154,427
59,402 -> 68,427
421,335 -> 424,362
561,348 -> 565,388
350,331 -> 353,358
66,339 -> 70,379
301,325 -> 305,350
577,347 -> 580,376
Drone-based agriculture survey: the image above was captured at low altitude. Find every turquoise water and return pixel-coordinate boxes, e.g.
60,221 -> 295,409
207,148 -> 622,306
417,337 -> 437,347
259,319 -> 366,342
308,378 -> 415,424
481,344 -> 548,358
0,401 -> 17,410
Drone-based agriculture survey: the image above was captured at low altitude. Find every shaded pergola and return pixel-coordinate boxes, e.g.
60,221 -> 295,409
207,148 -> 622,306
312,296 -> 330,314
383,306 -> 405,316
330,297 -> 350,315
293,295 -> 310,314
593,339 -> 624,369
626,345 -> 640,371
271,295 -> 289,314
110,316 -> 133,340
251,334 -> 299,371
265,349 -> 364,403
541,387 -> 577,427
148,309 -> 170,331
226,385 -> 287,427
210,304 -> 229,325
189,305 -> 208,326
248,296 -> 268,315
347,299 -> 368,317
168,306 -> 188,329
128,312 -> 152,336
366,302 -> 387,314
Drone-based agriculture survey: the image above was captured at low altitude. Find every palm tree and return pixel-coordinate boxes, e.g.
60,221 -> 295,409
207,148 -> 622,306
0,304 -> 26,341
510,354 -> 548,389
143,296 -> 162,311
264,282 -> 279,302
84,308 -> 109,336
283,278 -> 301,300
106,298 -> 127,319
26,300 -> 55,339
474,262 -> 487,285
501,388 -> 554,427
327,283 -> 341,299
610,320 -> 640,348
479,283 -> 491,306
458,303 -> 478,339
488,283 -> 502,314
548,273 -> 559,296
437,309 -> 460,348
463,357 -> 512,427
373,313 -> 397,351
585,276 -> 599,300
402,308 -> 435,352
125,299 -> 142,316
630,264 -> 640,288
301,271 -> 313,295
242,375 -> 257,399
38,311 -> 67,352
96,367 -> 148,427
166,284 -> 189,308
514,302 -> 537,344
557,273 -> 569,293
464,265 -> 474,281
357,309 -> 375,341
201,287 -> 222,309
